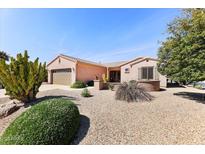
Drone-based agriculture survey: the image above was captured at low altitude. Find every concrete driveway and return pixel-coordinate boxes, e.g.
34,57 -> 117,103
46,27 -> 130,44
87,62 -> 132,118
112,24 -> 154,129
0,84 -> 93,98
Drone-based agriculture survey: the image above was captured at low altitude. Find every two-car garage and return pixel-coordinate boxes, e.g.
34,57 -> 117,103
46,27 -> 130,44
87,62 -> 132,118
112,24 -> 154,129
52,69 -> 72,85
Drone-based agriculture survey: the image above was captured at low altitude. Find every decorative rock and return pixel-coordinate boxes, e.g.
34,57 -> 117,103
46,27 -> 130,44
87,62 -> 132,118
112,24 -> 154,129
0,100 -> 22,118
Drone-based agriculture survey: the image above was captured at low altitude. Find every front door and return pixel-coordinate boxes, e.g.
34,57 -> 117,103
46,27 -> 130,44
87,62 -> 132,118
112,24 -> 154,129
110,71 -> 120,82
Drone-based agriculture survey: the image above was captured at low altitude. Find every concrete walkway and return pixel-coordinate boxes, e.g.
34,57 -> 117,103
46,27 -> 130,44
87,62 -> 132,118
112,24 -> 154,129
0,84 -> 93,99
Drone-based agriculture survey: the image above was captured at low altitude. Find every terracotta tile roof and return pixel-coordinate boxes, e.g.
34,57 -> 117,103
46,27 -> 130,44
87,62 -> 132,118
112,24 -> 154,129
103,61 -> 128,67
130,57 -> 158,66
48,54 -> 158,68
60,54 -> 106,67
119,57 -> 144,66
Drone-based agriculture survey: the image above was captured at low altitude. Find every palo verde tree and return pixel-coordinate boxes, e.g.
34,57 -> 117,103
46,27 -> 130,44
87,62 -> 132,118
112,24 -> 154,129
0,50 -> 47,103
157,9 -> 205,84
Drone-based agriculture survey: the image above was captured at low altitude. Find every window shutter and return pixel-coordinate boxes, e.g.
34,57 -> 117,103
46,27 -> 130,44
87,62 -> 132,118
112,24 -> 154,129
138,67 -> 141,80
154,67 -> 159,80
148,67 -> 154,80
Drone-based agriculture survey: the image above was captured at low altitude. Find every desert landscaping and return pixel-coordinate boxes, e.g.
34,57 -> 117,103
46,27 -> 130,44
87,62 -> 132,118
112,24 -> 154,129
1,85 -> 205,144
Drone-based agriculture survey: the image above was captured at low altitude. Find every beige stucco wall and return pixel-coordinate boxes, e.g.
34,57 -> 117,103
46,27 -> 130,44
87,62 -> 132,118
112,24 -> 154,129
121,59 -> 167,87
47,55 -> 167,87
76,62 -> 107,82
159,74 -> 167,87
47,56 -> 77,84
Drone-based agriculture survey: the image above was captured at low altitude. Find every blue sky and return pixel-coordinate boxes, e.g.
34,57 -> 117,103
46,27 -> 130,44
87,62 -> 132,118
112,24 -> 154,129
0,9 -> 180,63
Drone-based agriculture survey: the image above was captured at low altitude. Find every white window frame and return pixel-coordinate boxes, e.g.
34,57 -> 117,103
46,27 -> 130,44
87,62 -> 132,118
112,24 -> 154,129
141,67 -> 154,80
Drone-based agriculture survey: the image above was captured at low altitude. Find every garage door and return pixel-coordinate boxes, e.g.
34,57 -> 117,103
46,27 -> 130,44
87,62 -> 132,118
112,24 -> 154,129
52,69 -> 72,85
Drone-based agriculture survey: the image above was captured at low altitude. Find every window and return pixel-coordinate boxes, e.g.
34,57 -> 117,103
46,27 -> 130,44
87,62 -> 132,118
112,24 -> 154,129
141,67 -> 153,80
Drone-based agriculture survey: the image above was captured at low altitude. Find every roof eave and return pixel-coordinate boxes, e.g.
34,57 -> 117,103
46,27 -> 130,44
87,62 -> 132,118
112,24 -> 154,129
130,57 -> 158,67
47,54 -> 77,67
119,57 -> 144,67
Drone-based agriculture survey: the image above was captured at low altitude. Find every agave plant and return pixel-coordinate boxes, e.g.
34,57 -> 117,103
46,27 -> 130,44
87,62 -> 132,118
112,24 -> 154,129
115,80 -> 153,102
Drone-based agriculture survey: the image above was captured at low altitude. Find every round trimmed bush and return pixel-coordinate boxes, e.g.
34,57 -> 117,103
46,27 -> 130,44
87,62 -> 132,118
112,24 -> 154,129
81,88 -> 91,97
0,98 -> 80,145
71,80 -> 86,88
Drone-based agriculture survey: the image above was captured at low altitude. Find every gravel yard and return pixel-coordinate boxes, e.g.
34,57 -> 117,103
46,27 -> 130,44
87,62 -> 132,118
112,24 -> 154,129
1,86 -> 205,144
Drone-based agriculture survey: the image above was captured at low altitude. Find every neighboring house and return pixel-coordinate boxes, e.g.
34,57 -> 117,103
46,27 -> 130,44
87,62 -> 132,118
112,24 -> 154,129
47,54 -> 167,87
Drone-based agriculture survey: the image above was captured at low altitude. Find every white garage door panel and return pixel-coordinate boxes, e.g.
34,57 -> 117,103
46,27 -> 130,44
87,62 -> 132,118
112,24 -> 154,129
52,69 -> 72,85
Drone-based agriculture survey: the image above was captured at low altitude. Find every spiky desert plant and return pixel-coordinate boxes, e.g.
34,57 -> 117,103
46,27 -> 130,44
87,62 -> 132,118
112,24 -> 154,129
115,80 -> 153,102
0,50 -> 47,103
0,51 -> 9,61
108,83 -> 114,91
102,73 -> 108,83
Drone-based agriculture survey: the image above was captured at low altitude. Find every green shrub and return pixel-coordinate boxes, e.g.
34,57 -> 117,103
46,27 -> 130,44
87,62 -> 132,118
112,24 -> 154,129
81,88 -> 91,97
71,80 -> 86,88
0,50 -> 47,103
194,84 -> 203,90
0,98 -> 80,145
108,83 -> 114,91
115,80 -> 153,102
86,80 -> 94,87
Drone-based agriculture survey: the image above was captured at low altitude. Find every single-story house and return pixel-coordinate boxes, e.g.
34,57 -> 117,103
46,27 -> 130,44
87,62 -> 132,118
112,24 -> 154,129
47,54 -> 167,87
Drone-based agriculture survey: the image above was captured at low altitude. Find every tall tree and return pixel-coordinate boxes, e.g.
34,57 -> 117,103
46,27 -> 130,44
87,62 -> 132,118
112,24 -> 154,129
157,9 -> 205,84
0,51 -> 9,61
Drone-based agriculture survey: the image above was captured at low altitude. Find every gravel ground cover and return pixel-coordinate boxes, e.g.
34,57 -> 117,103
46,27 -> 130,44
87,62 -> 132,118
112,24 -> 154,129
1,87 -> 205,144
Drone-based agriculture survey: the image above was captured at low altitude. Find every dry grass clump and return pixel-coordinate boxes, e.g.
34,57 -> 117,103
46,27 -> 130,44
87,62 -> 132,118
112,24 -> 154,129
115,80 -> 153,102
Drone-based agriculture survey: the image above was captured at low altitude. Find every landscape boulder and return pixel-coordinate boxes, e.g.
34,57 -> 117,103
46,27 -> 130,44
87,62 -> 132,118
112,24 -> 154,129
0,100 -> 22,118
